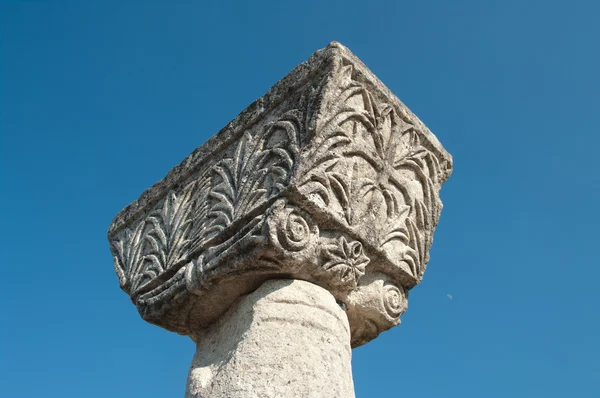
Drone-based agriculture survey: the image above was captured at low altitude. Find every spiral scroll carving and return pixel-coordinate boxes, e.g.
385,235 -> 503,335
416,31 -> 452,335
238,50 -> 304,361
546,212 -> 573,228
382,284 -> 407,319
278,210 -> 312,252
267,199 -> 319,257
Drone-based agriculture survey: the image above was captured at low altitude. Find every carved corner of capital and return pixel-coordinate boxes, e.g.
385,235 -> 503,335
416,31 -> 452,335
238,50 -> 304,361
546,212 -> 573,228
107,41 -> 453,345
346,273 -> 408,347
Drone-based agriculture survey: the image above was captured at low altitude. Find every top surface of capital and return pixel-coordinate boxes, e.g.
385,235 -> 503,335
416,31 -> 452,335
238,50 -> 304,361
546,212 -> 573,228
108,41 -> 452,347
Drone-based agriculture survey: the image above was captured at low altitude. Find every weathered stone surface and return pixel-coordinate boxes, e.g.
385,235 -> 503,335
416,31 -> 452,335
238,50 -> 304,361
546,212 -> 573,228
108,41 -> 452,349
185,279 -> 354,398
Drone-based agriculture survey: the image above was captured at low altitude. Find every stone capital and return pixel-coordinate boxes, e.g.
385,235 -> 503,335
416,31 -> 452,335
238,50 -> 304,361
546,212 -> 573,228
108,42 -> 452,348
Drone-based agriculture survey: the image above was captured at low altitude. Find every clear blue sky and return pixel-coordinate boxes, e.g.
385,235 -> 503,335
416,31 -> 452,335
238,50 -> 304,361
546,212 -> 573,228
1,1 -> 599,397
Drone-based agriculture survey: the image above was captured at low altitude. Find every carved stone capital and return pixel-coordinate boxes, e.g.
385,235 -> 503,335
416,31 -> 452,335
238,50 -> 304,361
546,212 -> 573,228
108,42 -> 452,347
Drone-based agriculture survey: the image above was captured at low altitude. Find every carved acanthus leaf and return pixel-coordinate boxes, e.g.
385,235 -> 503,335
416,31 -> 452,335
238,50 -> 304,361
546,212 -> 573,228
205,112 -> 301,238
110,177 -> 210,294
111,220 -> 145,291
137,178 -> 209,291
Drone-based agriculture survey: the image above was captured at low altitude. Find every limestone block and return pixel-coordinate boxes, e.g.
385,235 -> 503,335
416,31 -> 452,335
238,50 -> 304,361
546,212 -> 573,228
108,42 -> 452,347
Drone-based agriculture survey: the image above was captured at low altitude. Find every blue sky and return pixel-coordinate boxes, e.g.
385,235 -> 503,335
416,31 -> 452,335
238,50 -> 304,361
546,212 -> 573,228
1,0 -> 599,397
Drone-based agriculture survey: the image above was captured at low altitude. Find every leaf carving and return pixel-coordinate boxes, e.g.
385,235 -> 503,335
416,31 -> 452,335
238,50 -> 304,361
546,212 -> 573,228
132,178 -> 207,291
299,63 -> 446,278
205,112 -> 300,238
110,176 -> 211,294
111,220 -> 146,291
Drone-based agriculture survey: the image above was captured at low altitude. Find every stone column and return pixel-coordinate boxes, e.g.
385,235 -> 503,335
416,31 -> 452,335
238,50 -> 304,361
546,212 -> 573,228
186,279 -> 354,398
108,42 -> 452,397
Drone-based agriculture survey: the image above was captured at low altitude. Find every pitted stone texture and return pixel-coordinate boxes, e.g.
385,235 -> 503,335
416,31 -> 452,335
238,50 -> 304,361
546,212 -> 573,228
108,41 -> 453,346
185,279 -> 354,398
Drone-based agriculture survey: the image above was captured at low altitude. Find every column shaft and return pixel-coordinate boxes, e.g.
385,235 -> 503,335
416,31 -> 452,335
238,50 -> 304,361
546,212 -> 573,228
186,279 -> 355,398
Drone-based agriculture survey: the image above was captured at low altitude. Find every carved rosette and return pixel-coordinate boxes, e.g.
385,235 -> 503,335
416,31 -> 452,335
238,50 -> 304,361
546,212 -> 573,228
108,42 -> 452,346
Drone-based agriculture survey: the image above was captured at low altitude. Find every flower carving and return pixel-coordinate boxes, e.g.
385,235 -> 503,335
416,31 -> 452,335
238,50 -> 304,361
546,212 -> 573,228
322,236 -> 370,286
